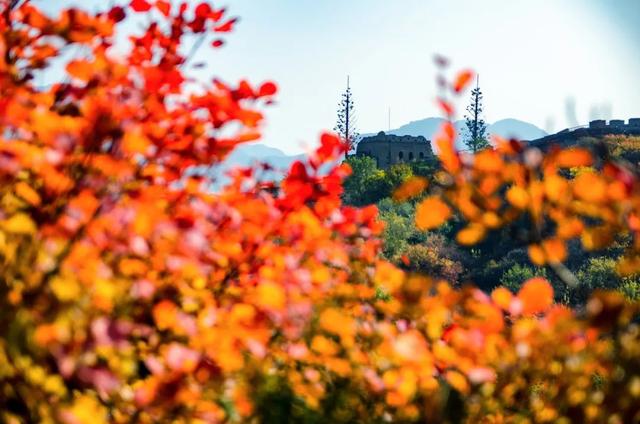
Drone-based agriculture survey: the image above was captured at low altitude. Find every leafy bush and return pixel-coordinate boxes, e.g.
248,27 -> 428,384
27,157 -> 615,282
500,263 -> 547,293
1,2 -> 640,424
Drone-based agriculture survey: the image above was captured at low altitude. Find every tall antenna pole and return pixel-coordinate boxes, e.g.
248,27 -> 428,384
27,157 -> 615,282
388,107 -> 391,132
345,75 -> 350,146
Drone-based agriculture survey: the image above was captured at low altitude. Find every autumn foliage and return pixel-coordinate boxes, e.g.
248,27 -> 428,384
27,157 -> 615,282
0,1 -> 639,423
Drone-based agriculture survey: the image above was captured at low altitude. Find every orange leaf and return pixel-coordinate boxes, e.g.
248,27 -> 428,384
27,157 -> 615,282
122,130 -> 152,155
491,286 -> 513,310
255,282 -> 286,310
506,185 -> 529,209
415,197 -> 451,230
573,172 -> 607,203
446,370 -> 470,394
556,217 -> 584,239
153,300 -> 178,330
518,277 -> 554,315
15,182 -> 41,206
528,244 -> 546,266
555,148 -> 593,168
542,238 -> 567,263
474,149 -> 502,172
66,60 -> 94,82
436,122 -> 460,173
452,69 -> 474,93
456,223 -> 486,245
392,176 -> 428,202
544,174 -> 569,202
156,0 -> 171,16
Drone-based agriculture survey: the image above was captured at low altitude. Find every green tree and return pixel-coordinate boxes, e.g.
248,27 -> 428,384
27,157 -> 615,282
573,257 -> 640,304
379,211 -> 412,259
463,77 -> 490,153
342,155 -> 379,205
334,76 -> 360,153
500,263 -> 547,293
386,163 -> 414,188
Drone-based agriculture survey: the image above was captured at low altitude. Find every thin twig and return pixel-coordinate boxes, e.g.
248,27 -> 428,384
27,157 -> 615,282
548,260 -> 579,288
183,34 -> 207,67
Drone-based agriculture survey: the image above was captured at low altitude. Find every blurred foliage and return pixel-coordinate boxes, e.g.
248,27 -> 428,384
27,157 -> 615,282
500,263 -> 548,293
1,2 -> 640,424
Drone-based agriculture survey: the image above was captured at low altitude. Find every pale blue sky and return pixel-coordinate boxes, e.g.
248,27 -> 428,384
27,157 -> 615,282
36,1 -> 640,154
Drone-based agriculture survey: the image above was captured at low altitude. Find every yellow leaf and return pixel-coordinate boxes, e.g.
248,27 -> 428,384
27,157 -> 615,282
64,394 -> 108,424
50,276 -> 81,302
415,197 -> 451,230
3,213 -> 36,235
446,370 -> 469,394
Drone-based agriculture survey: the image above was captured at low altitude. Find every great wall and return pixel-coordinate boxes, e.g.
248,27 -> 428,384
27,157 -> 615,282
355,118 -> 640,168
528,118 -> 640,148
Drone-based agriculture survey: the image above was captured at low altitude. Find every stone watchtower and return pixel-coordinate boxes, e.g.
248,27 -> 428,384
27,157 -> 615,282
354,132 -> 433,168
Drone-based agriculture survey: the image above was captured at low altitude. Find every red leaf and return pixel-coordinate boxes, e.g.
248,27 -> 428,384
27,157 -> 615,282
214,18 -> 237,33
130,0 -> 152,12
211,39 -> 224,48
437,98 -> 454,117
258,82 -> 277,97
453,69 -> 474,93
210,8 -> 225,21
107,6 -> 126,22
195,2 -> 212,18
316,133 -> 345,162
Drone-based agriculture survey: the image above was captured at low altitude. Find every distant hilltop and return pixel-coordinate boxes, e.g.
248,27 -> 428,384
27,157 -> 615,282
529,118 -> 640,148
362,117 -> 547,151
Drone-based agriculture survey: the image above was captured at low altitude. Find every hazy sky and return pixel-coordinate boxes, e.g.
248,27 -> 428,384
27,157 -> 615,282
37,1 -> 640,154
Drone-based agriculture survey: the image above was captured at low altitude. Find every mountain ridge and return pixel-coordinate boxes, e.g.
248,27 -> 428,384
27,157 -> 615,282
211,117 -> 548,188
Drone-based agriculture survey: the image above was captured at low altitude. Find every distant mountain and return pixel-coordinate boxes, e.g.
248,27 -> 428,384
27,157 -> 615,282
364,117 -> 547,149
209,117 -> 547,189
208,143 -> 304,190
489,118 -> 547,141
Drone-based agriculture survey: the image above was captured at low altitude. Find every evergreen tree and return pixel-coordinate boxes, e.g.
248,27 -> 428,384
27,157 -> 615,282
334,76 -> 360,153
463,77 -> 490,152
